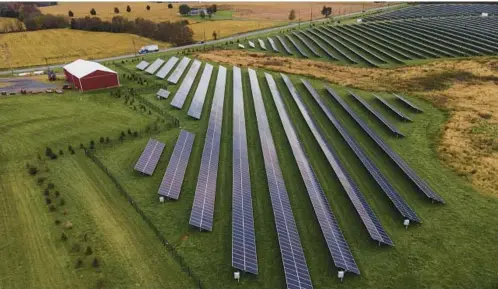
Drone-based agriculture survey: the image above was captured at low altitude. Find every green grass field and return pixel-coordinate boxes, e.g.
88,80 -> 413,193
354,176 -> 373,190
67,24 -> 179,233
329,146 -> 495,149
0,55 -> 497,289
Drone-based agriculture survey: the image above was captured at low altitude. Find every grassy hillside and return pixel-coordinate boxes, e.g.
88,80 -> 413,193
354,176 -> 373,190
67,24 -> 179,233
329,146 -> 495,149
0,29 -> 170,70
0,92 -> 194,289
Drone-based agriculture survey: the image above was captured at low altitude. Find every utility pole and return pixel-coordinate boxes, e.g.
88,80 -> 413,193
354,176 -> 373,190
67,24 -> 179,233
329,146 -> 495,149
310,4 -> 312,23
298,10 -> 301,29
131,37 -> 137,57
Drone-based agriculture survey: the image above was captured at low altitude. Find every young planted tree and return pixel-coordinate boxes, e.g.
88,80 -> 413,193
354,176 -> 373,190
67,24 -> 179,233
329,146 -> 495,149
200,10 -> 205,19
168,3 -> 173,9
90,8 -> 96,16
210,4 -> 217,13
92,257 -> 100,268
126,5 -> 131,12
179,4 -> 190,15
68,10 -> 73,17
212,30 -> 217,40
89,140 -> 95,149
99,137 -> 105,143
85,246 -> 93,255
288,9 -> 296,21
146,5 -> 150,11
114,7 -> 119,14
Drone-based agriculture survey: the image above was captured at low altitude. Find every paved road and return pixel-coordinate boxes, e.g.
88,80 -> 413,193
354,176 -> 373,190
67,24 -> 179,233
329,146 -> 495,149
0,5 -> 399,76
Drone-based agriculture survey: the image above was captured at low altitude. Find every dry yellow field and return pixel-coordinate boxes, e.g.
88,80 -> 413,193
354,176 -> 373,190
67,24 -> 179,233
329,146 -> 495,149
0,29 -> 169,69
189,19 -> 283,41
195,50 -> 498,197
0,17 -> 24,32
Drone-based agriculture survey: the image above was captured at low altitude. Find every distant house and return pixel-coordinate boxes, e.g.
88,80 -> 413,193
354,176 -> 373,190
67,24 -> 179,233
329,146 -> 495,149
63,59 -> 120,92
188,8 -> 208,16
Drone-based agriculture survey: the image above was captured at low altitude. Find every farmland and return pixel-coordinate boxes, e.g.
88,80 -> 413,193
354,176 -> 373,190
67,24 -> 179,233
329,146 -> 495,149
0,29 -> 169,70
1,3 -> 498,289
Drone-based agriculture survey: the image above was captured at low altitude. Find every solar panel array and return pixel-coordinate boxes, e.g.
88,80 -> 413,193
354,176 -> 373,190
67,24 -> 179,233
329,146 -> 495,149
170,60 -> 202,109
267,37 -> 279,52
232,66 -> 258,275
134,138 -> 165,176
302,81 -> 420,223
276,35 -> 293,55
326,86 -> 445,203
349,91 -> 405,137
158,130 -> 195,200
249,68 -> 313,289
189,66 -> 227,231
277,74 -> 393,247
274,73 -> 361,274
156,88 -> 170,99
187,63 -> 214,119
301,30 -> 339,60
136,60 -> 149,70
258,38 -> 267,50
156,56 -> 179,79
291,31 -> 321,57
393,93 -> 424,112
145,58 -> 165,74
285,34 -> 309,58
167,57 -> 191,84
373,94 -> 412,122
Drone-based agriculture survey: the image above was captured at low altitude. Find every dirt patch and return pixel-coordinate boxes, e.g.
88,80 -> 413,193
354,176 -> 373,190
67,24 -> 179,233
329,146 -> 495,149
195,50 -> 498,196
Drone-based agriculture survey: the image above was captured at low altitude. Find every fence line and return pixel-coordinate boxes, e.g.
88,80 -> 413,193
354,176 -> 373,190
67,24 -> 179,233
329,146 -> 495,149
84,149 -> 205,289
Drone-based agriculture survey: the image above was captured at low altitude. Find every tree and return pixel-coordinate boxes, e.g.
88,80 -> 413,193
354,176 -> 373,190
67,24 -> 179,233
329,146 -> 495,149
200,10 -> 205,19
288,9 -> 296,21
92,257 -> 100,268
321,6 -> 332,17
210,4 -> 217,13
90,8 -> 96,16
126,5 -> 131,13
179,4 -> 190,15
168,3 -> 173,9
89,140 -> 95,150
45,147 -> 53,157
114,7 -> 119,14
61,232 -> 68,241
212,30 -> 217,40
85,246 -> 93,255
99,136 -> 105,143
208,13 -> 212,19
68,10 -> 73,17
146,5 -> 150,11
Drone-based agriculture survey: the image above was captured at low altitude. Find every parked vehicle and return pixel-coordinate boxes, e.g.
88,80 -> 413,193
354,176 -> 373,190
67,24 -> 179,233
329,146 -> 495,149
138,44 -> 159,54
62,84 -> 72,90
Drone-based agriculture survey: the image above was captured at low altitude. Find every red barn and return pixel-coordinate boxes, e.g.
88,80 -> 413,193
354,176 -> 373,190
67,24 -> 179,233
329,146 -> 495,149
63,59 -> 120,91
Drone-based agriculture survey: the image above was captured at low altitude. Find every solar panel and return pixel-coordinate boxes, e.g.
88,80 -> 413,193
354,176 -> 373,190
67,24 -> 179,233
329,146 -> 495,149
156,88 -> 170,99
300,30 -> 339,61
258,38 -> 267,50
276,35 -> 293,55
373,94 -> 412,122
249,68 -> 313,289
248,40 -> 255,48
307,28 -> 357,64
158,130 -> 195,200
278,73 -> 393,247
302,80 -> 420,223
136,60 -> 149,70
167,57 -> 191,84
145,58 -> 165,74
187,63 -> 214,119
285,34 -> 309,58
349,91 -> 405,137
170,60 -> 202,109
271,73 -> 361,274
267,37 -> 279,52
393,93 -> 424,112
326,86 -> 445,203
232,66 -> 258,275
134,138 -> 165,176
156,56 -> 179,79
291,31 -> 321,57
189,66 -> 227,231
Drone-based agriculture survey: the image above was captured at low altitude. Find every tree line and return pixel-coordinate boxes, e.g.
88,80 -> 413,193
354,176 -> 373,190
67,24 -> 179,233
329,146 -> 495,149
0,3 -> 194,46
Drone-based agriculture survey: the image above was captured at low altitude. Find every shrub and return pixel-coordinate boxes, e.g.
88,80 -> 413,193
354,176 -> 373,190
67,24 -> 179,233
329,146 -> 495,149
44,188 -> 50,196
68,145 -> 73,152
61,232 -> 68,241
89,140 -> 95,150
29,166 -> 38,175
114,7 -> 119,14
55,219 -> 61,225
49,205 -> 56,212
75,258 -> 83,268
127,129 -> 131,135
80,143 -> 84,149
49,153 -> 57,160
47,182 -> 54,189
37,177 -> 46,185
99,137 -> 104,143
121,131 -> 126,138
90,8 -> 96,16
70,149 -> 75,155
146,5 -> 150,11
45,197 -> 52,205
60,198 -> 65,206
55,191 -> 60,198
59,149 -> 64,155
126,5 -> 131,12
133,131 -> 138,137
71,243 -> 81,253
68,10 -> 74,17
85,246 -> 93,255
168,3 -> 173,9
45,147 -> 53,157
92,257 -> 100,268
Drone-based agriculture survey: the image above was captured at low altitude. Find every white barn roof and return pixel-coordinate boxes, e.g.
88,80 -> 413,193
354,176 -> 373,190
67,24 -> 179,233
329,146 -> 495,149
63,59 -> 116,78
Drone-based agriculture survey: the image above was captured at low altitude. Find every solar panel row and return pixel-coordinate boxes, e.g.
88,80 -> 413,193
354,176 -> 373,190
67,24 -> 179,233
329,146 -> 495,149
145,58 -> 165,74
248,41 -> 255,48
258,38 -> 267,50
276,35 -> 293,55
301,30 -> 339,60
167,57 -> 191,84
249,68 -> 313,289
291,31 -> 321,57
326,86 -> 445,203
349,91 -> 405,137
171,60 -> 202,109
373,94 -> 412,122
187,63 -> 214,119
278,75 -> 393,247
156,88 -> 170,99
274,73 -> 360,275
158,130 -> 195,200
393,93 -> 424,112
285,34 -> 309,58
189,66 -> 227,231
134,138 -> 165,176
156,56 -> 179,79
267,37 -> 279,52
136,60 -> 149,70
302,81 -> 420,223
232,66 -> 258,275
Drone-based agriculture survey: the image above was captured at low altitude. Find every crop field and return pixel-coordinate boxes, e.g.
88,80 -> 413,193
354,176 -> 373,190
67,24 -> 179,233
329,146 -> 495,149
241,16 -> 498,67
0,29 -> 169,70
0,17 -> 24,33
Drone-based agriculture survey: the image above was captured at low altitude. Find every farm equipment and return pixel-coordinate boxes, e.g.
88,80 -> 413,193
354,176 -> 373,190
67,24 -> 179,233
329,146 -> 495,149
47,70 -> 56,81
138,44 -> 159,54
